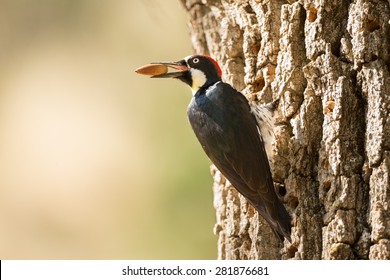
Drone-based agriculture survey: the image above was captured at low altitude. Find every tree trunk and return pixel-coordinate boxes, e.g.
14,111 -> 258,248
180,0 -> 390,260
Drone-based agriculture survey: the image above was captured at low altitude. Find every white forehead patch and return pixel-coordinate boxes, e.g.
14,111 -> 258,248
190,68 -> 206,95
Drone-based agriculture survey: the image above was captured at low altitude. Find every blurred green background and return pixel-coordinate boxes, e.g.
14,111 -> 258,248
0,0 -> 216,259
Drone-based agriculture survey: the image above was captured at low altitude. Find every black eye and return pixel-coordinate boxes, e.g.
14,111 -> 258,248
192,58 -> 199,64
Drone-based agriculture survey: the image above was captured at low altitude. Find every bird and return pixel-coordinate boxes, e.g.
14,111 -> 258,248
136,55 -> 291,242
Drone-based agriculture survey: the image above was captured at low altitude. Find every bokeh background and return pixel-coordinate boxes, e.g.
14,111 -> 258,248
0,0 -> 216,259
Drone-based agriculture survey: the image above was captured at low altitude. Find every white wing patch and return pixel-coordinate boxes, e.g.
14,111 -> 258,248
250,102 -> 276,167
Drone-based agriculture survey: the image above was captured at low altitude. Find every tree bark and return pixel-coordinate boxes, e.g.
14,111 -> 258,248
180,0 -> 390,260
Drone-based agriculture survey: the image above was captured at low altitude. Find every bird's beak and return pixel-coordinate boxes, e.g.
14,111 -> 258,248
150,60 -> 188,78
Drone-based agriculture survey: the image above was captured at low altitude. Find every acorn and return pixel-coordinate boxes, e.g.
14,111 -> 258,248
135,64 -> 168,76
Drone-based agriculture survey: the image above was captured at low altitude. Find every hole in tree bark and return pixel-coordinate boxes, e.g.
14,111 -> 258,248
364,18 -> 380,32
290,197 -> 299,210
322,181 -> 331,193
243,4 -> 255,14
308,7 -> 318,22
287,244 -> 298,258
254,77 -> 265,92
278,185 -> 287,197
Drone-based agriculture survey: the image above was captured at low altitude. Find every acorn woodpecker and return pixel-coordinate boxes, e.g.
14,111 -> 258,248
136,55 -> 291,242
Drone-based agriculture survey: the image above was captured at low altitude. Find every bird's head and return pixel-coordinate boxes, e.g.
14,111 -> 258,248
137,55 -> 222,94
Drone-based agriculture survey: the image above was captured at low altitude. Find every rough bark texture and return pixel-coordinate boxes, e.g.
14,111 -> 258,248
180,0 -> 390,260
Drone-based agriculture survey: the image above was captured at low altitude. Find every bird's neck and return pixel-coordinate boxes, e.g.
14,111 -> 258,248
192,80 -> 222,96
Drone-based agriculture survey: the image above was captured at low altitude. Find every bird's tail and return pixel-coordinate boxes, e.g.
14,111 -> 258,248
261,202 -> 292,243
